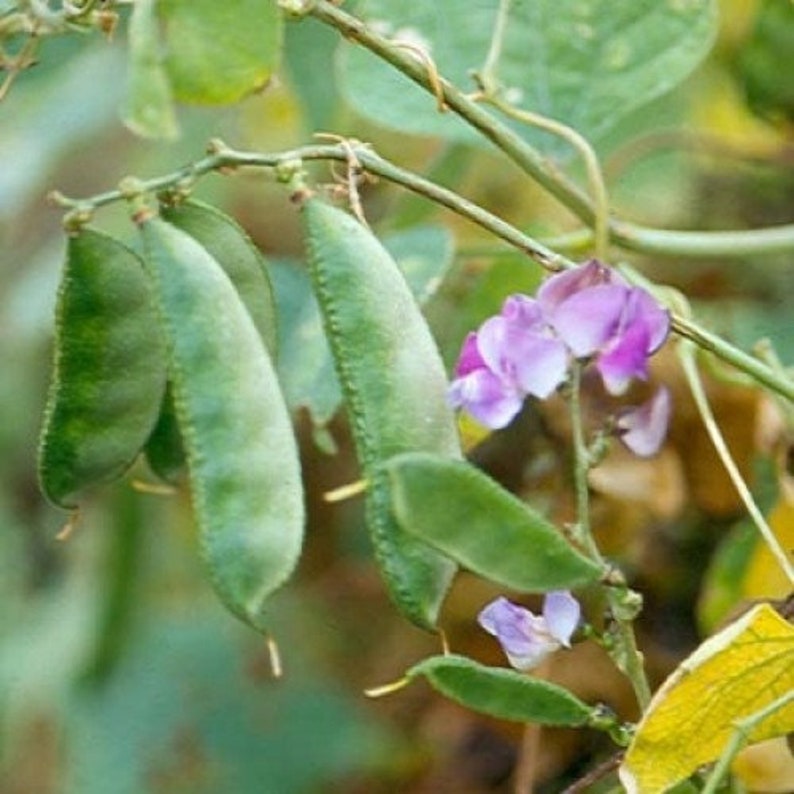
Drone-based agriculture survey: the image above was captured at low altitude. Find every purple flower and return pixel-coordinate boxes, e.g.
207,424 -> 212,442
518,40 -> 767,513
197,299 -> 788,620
617,387 -> 672,457
447,298 -> 568,428
448,260 -> 671,437
477,592 -> 581,671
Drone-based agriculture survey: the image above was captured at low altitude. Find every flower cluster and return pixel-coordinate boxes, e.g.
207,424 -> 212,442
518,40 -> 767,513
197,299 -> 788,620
448,260 -> 672,456
478,592 -> 581,670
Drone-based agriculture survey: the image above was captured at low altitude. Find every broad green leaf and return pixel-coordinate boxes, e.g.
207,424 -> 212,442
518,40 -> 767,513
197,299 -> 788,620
123,0 -> 177,139
159,0 -> 283,105
339,0 -> 718,154
619,603 -> 794,794
739,0 -> 794,123
273,224 -> 454,429
408,654 -> 594,726
385,452 -> 602,591
284,15 -> 341,131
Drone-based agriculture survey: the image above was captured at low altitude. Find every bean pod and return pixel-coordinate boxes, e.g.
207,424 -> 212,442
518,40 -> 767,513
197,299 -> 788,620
38,228 -> 166,509
301,197 -> 460,630
146,199 -> 278,483
138,214 -> 304,629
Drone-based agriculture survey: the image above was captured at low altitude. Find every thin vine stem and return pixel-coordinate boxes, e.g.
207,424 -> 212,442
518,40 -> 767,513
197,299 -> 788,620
484,97 -> 610,260
700,689 -> 794,794
298,0 -> 794,259
569,364 -> 651,710
49,140 -> 794,406
477,0 -> 512,95
679,340 -> 794,584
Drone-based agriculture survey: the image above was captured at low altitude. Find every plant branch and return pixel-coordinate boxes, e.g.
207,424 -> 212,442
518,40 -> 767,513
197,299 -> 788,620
299,0 -> 794,259
569,364 -> 651,710
50,141 -> 794,406
700,689 -> 794,794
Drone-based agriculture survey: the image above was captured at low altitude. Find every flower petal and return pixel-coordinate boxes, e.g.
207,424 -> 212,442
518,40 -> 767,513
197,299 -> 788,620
623,288 -> 671,355
501,294 -> 543,327
617,387 -> 672,457
549,284 -> 629,357
447,368 -> 524,429
596,322 -> 652,395
454,331 -> 486,377
542,590 -> 581,647
478,597 -> 559,671
511,335 -> 569,398
537,260 -> 615,311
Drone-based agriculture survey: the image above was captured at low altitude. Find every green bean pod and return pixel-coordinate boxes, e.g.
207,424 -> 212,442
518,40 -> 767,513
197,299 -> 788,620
145,199 -> 278,483
138,214 -> 304,629
160,199 -> 277,354
38,229 -> 166,509
301,197 -> 460,630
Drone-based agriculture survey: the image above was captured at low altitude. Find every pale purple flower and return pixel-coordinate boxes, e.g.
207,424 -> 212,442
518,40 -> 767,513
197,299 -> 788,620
617,387 -> 672,457
477,592 -> 581,671
448,260 -> 672,440
447,297 -> 568,428
541,262 -> 670,396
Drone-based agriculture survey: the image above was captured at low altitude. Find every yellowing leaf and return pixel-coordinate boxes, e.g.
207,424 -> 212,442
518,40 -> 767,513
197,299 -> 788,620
742,496 -> 794,601
619,604 -> 794,794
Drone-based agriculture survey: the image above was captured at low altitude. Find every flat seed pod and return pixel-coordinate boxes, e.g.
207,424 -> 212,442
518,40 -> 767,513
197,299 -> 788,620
160,199 -> 277,354
38,229 -> 166,509
144,382 -> 185,485
146,200 -> 279,483
138,215 -> 304,630
301,198 -> 460,630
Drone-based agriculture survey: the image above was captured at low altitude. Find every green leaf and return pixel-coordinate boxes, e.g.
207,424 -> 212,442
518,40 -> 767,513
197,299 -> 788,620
123,0 -> 178,139
284,15 -> 341,132
408,654 -> 594,726
385,452 -> 602,591
338,0 -> 718,154
739,0 -> 794,123
159,0 -> 283,105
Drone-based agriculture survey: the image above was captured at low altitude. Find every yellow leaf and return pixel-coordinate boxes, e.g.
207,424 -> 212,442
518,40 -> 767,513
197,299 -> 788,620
742,496 -> 794,601
619,604 -> 794,794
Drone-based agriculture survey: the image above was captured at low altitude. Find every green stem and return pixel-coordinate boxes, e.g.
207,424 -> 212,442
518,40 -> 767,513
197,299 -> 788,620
569,364 -> 651,711
701,689 -> 794,794
50,141 -> 794,405
568,363 -> 600,560
679,340 -> 794,584
477,0 -> 512,95
303,0 -> 794,259
485,97 -> 610,260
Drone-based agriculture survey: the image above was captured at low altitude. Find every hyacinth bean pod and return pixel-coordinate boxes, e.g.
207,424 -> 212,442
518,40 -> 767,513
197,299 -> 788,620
301,197 -> 460,630
145,199 -> 279,483
138,214 -> 304,630
38,229 -> 166,509
160,199 -> 278,354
